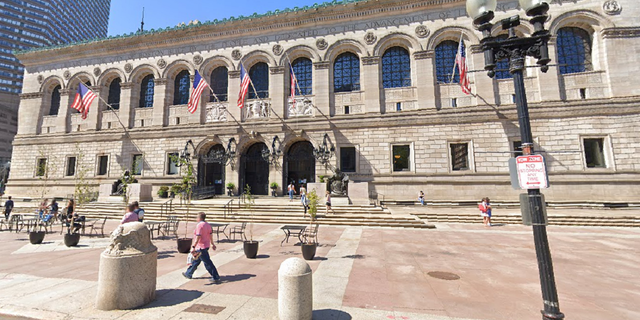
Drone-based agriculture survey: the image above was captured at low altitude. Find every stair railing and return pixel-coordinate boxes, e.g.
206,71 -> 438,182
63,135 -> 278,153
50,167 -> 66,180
223,199 -> 234,219
160,198 -> 173,218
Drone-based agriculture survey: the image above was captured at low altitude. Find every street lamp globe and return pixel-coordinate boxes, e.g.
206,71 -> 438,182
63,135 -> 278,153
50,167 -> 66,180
466,0 -> 497,22
519,0 -> 549,15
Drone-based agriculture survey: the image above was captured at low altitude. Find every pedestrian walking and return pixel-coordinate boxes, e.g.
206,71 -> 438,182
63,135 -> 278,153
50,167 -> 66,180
3,196 -> 13,219
288,182 -> 296,202
418,191 -> 426,206
325,190 -> 334,214
478,197 -> 492,227
182,212 -> 222,284
300,184 -> 308,217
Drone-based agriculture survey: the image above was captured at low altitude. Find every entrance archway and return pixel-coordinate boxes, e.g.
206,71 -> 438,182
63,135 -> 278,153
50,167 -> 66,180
240,142 -> 269,195
198,144 -> 225,195
285,141 -> 315,189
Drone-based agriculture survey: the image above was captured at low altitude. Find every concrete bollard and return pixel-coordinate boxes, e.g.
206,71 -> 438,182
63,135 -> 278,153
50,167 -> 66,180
278,257 -> 313,320
96,222 -> 157,310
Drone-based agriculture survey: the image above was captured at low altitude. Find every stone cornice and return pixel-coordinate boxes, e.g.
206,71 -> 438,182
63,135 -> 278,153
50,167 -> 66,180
228,70 -> 241,78
362,56 -> 380,65
313,61 -> 330,69
602,27 -> 640,39
413,50 -> 433,60
270,66 -> 285,74
154,79 -> 168,85
120,82 -> 134,89
19,92 -> 44,99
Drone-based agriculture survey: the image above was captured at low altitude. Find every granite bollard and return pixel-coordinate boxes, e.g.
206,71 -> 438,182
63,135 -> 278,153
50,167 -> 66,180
96,222 -> 157,310
278,257 -> 313,320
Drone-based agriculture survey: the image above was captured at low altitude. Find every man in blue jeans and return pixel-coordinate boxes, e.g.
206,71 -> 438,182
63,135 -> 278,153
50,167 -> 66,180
182,212 -> 222,283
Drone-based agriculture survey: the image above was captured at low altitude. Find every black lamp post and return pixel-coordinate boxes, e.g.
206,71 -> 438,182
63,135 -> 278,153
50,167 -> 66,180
262,136 -> 282,165
313,133 -> 335,165
466,0 -> 564,319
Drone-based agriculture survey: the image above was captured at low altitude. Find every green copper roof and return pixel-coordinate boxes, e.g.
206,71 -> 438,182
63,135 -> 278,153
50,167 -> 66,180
14,0 -> 369,55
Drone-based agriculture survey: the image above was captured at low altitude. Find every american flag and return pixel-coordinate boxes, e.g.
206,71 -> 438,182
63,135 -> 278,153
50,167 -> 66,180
237,64 -> 251,108
289,62 -> 297,104
187,70 -> 209,114
455,36 -> 471,95
70,83 -> 97,120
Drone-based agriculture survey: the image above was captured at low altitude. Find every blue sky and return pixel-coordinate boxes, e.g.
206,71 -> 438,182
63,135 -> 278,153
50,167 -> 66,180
108,0 -> 325,36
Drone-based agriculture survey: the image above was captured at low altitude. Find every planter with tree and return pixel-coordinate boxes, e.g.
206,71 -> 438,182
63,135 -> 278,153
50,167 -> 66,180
226,182 -> 235,196
243,185 -> 259,258
302,189 -> 320,260
270,182 -> 279,197
171,154 -> 196,254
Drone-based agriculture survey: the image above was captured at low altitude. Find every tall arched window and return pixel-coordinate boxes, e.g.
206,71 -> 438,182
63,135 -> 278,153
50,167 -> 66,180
249,62 -> 269,99
435,40 -> 461,83
382,47 -> 411,88
494,35 -> 513,80
557,27 -> 592,75
291,58 -> 312,96
49,85 -> 61,115
210,66 -> 228,102
139,75 -> 154,108
107,78 -> 121,110
334,52 -> 360,93
173,70 -> 190,105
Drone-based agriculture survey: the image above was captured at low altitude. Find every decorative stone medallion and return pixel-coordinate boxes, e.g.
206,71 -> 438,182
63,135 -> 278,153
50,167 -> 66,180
93,67 -> 101,77
364,32 -> 377,45
36,74 -> 44,84
415,25 -> 430,38
231,49 -> 242,60
63,70 -> 71,80
603,0 -> 621,15
157,58 -> 167,69
316,38 -> 328,50
272,44 -> 283,56
193,54 -> 203,65
124,63 -> 133,73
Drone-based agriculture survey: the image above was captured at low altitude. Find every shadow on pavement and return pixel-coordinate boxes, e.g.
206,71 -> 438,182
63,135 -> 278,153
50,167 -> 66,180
313,309 -> 352,320
216,273 -> 256,284
255,254 -> 270,259
157,250 -> 176,259
138,289 -> 203,309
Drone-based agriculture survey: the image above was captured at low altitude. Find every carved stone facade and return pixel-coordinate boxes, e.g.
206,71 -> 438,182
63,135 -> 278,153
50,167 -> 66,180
7,0 -> 640,202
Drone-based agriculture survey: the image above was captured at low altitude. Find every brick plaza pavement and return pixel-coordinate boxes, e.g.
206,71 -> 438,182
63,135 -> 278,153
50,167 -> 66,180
0,219 -> 638,320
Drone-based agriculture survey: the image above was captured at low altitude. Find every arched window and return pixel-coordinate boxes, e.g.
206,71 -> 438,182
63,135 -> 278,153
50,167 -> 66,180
210,66 -> 228,102
173,70 -> 190,105
494,35 -> 513,80
49,85 -> 61,115
382,47 -> 411,88
249,62 -> 269,99
139,75 -> 154,108
557,27 -> 592,75
435,40 -> 461,83
334,52 -> 360,92
291,58 -> 312,96
107,78 -> 121,110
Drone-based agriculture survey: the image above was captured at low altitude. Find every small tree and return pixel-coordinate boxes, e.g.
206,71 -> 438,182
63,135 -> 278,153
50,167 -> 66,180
35,147 -> 56,200
73,144 -> 95,206
244,184 -> 255,242
305,189 -> 321,244
170,154 -> 196,236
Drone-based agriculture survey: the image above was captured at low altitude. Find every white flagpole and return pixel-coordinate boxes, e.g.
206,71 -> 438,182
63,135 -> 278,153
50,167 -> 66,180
450,32 -> 464,84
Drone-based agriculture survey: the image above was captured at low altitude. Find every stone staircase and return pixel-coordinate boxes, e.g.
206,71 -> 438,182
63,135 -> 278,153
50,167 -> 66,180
77,200 -> 434,229
414,212 -> 640,228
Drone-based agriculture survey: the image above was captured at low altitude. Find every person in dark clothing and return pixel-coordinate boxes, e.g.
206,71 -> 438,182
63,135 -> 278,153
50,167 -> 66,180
3,196 -> 13,219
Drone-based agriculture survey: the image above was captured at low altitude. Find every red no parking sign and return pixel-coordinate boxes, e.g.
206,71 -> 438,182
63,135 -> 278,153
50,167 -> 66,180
516,155 -> 549,189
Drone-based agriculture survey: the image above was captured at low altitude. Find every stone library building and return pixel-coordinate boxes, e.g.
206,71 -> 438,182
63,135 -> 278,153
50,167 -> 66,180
7,0 -> 640,203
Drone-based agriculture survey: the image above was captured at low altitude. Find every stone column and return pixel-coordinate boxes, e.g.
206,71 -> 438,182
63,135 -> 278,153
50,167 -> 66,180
414,51 -> 437,110
270,66 -> 285,120
469,46 -> 496,106
361,56 -> 382,114
227,71 -> 242,122
270,162 -> 283,196
313,61 -> 330,117
55,89 -> 71,133
536,41 -> 561,101
152,79 -> 168,127
119,82 -> 134,129
17,92 -> 44,135
86,85 -> 105,131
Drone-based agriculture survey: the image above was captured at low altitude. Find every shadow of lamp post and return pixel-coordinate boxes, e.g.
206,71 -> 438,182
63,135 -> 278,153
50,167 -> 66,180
465,1 -> 563,319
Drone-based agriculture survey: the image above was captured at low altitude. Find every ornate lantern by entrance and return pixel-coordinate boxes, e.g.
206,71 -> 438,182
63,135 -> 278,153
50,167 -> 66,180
201,138 -> 237,166
261,136 -> 282,165
313,133 -> 335,165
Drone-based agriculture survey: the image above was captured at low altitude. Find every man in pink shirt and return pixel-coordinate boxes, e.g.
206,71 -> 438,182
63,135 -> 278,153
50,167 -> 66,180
182,212 -> 221,283
120,203 -> 139,224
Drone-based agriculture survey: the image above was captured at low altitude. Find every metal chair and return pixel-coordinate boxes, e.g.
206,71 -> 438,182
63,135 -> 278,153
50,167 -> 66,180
302,223 -> 319,244
89,217 -> 108,237
229,222 -> 247,241
162,216 -> 180,238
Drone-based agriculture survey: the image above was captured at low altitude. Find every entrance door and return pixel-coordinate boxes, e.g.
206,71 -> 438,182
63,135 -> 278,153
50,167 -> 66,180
285,141 -> 315,189
241,143 -> 269,195
198,144 -> 225,195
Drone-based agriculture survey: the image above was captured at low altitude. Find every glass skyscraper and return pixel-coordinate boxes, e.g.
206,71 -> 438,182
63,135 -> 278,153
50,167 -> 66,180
0,0 -> 110,173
